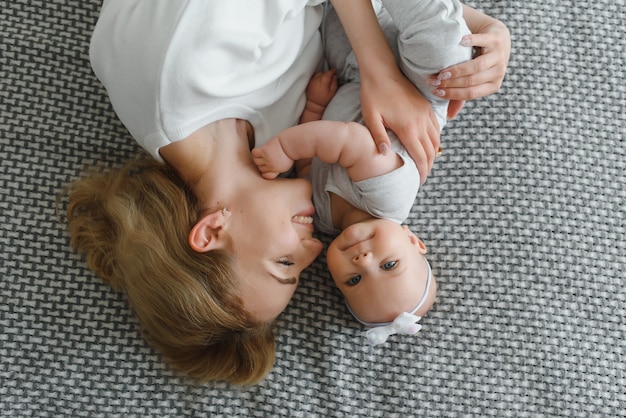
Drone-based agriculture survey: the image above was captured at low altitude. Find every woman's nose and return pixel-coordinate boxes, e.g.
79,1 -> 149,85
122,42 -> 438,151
301,238 -> 323,263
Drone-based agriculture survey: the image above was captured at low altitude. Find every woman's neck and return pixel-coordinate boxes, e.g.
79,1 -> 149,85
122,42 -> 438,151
159,119 -> 257,208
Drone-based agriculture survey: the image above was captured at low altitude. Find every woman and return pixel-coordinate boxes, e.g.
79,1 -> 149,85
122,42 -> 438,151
66,0 -> 510,384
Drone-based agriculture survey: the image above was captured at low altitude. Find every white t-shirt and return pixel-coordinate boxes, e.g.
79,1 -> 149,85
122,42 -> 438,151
90,0 -> 324,160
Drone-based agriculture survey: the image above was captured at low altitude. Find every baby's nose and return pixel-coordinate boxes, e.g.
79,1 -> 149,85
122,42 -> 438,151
352,251 -> 373,265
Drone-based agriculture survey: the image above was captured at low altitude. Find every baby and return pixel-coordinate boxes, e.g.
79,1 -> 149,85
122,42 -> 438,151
253,0 -> 471,344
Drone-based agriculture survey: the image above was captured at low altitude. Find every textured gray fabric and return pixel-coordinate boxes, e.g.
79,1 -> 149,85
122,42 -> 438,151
1,0 -> 625,416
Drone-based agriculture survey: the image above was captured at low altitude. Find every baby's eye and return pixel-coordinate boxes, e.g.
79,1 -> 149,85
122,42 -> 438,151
381,260 -> 398,270
278,259 -> 294,267
347,275 -> 362,286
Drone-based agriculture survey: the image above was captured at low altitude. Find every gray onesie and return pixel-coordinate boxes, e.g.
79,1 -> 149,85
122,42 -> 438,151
310,0 -> 471,235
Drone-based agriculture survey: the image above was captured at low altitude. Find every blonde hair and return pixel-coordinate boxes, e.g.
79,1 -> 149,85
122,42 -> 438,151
63,157 -> 275,384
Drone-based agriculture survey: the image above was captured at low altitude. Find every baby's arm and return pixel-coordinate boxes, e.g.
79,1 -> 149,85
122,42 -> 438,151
252,121 -> 401,182
294,69 -> 339,176
300,69 -> 338,124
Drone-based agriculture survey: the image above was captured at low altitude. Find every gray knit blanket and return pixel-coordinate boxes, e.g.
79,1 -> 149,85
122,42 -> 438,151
1,1 -> 624,416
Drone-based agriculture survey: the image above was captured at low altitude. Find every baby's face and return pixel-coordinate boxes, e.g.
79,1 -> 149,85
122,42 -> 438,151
326,219 -> 436,324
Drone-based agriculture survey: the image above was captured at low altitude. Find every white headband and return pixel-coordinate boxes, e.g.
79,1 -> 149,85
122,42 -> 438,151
345,258 -> 433,345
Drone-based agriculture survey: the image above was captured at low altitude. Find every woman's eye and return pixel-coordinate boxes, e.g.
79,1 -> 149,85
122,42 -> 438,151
278,259 -> 294,267
381,260 -> 398,270
347,275 -> 362,286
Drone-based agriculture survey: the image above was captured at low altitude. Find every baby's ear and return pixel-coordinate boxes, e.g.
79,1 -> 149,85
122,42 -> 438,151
402,225 -> 427,255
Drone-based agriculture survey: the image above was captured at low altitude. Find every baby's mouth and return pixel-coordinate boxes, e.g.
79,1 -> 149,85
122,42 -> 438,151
338,224 -> 374,251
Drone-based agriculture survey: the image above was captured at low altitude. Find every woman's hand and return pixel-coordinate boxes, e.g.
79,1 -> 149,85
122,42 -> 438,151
360,67 -> 440,184
429,5 -> 511,119
330,1 -> 511,183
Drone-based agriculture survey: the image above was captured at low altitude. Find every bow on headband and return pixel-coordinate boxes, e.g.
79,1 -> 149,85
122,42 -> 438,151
365,312 -> 422,346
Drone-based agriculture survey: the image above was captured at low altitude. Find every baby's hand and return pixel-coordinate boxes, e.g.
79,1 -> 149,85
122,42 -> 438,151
306,69 -> 338,108
252,137 -> 295,179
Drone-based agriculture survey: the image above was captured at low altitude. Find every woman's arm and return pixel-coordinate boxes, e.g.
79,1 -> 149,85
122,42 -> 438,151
329,0 -> 440,185
327,1 -> 512,178
252,121 -> 401,182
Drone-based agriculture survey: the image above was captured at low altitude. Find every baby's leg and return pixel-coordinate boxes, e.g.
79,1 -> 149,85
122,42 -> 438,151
321,6 -> 356,85
382,0 -> 472,129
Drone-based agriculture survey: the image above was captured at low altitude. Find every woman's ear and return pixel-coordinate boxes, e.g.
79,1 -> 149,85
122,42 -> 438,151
402,225 -> 427,255
189,209 -> 228,253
